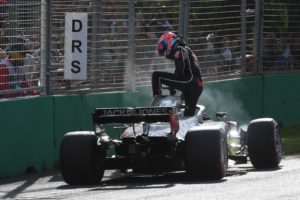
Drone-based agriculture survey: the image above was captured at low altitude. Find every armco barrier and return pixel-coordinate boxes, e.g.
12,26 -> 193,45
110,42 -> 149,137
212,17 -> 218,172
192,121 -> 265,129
0,74 -> 299,178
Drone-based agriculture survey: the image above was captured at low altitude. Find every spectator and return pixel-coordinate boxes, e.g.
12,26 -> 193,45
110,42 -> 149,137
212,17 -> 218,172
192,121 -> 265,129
218,36 -> 232,72
0,21 -> 11,51
202,33 -> 219,74
147,12 -> 173,39
206,33 -> 215,55
144,23 -> 161,40
110,20 -> 117,34
148,18 -> 162,38
275,38 -> 291,69
220,36 -> 232,65
0,48 -> 9,98
289,35 -> 300,68
0,41 -> 38,98
5,52 -> 27,88
160,13 -> 173,32
231,38 -> 241,67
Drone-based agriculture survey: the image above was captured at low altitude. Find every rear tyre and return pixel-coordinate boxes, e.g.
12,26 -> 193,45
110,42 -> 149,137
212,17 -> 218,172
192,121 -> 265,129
247,118 -> 282,169
60,131 -> 105,185
185,129 -> 228,180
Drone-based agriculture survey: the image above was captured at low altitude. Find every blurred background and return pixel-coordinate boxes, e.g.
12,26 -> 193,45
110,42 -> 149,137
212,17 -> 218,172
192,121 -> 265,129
0,0 -> 299,98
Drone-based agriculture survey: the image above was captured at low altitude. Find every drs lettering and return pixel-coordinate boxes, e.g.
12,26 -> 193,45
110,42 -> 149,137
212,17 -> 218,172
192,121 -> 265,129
71,20 -> 82,73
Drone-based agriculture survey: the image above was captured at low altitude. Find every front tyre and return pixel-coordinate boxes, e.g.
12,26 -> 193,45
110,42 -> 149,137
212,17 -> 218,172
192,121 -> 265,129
247,118 -> 282,169
60,131 -> 105,185
185,129 -> 228,180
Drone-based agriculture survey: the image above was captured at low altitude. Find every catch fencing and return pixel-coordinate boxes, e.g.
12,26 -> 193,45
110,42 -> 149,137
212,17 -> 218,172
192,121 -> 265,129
262,0 -> 300,72
0,0 -> 299,98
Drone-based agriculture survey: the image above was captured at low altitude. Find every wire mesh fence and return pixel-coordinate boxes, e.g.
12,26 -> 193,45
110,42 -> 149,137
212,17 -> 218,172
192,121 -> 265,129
0,0 -> 41,98
188,0 -> 256,81
262,0 -> 300,71
50,0 -> 257,93
0,0 -> 299,99
134,0 -> 179,86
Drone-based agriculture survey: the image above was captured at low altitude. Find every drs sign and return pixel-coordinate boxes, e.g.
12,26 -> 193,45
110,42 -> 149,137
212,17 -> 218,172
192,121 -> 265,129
64,13 -> 87,80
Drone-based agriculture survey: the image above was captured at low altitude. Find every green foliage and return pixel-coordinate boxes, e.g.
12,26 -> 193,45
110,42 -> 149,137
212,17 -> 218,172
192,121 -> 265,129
265,0 -> 289,34
281,125 -> 300,154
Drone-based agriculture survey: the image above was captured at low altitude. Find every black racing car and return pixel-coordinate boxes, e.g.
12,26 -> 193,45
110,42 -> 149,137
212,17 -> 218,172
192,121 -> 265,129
60,92 -> 282,185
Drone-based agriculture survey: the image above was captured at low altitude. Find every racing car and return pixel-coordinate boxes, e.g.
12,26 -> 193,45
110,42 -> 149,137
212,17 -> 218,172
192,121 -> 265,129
60,89 -> 282,185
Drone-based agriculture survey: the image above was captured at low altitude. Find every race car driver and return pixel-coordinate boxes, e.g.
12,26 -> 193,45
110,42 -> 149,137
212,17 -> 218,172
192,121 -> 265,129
152,32 -> 203,116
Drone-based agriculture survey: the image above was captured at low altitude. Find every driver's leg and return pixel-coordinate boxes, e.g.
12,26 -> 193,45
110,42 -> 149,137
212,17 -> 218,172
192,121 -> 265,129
183,81 -> 203,116
152,71 -> 177,96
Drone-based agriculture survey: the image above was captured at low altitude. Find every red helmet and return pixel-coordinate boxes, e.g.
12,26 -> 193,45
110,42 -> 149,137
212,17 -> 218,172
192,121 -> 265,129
157,32 -> 177,59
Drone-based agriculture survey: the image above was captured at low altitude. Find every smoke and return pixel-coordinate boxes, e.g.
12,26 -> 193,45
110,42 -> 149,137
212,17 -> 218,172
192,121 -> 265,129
200,86 -> 251,124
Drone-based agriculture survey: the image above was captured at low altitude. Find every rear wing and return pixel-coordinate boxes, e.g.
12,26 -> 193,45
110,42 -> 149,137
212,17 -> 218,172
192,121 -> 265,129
93,106 -> 180,135
93,107 -> 177,124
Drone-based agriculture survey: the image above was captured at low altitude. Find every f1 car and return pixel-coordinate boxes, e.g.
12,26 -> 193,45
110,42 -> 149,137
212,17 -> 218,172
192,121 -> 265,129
60,90 -> 282,185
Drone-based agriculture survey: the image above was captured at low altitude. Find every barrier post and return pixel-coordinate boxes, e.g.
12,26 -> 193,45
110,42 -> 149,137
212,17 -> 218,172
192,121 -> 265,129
41,0 -> 52,94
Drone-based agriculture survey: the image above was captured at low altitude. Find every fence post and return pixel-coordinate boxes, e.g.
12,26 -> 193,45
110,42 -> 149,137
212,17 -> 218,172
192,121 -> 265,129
253,0 -> 264,74
179,0 -> 190,39
41,0 -> 52,95
126,0 -> 135,91
241,0 -> 247,74
8,0 -> 18,44
91,0 -> 102,85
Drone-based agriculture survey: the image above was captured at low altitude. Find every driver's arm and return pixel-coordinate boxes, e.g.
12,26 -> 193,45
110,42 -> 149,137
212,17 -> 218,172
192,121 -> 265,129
173,49 -> 185,79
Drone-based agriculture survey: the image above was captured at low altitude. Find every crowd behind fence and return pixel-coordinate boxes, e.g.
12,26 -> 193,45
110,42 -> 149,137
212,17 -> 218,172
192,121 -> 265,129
0,0 -> 299,99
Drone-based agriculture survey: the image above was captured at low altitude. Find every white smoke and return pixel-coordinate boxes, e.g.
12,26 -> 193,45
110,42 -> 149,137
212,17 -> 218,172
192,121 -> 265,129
200,86 -> 251,124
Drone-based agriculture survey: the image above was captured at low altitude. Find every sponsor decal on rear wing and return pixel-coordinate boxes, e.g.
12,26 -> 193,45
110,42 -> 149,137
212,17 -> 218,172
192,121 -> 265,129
93,107 -> 176,124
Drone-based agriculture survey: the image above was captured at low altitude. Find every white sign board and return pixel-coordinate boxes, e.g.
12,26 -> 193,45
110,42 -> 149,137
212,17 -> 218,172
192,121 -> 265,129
64,12 -> 88,80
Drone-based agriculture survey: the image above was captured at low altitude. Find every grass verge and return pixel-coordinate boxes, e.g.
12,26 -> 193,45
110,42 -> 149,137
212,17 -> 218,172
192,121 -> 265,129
281,125 -> 300,155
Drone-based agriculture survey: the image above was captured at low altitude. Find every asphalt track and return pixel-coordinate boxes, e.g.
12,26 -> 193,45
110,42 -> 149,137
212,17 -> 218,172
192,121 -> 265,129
0,154 -> 299,200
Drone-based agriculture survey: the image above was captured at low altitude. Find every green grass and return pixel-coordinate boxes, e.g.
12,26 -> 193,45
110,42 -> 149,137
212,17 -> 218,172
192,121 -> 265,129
281,125 -> 300,155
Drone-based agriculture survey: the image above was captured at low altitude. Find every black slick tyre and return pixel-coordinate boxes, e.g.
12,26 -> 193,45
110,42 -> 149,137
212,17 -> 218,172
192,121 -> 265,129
60,131 -> 105,185
185,129 -> 228,180
247,118 -> 282,169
